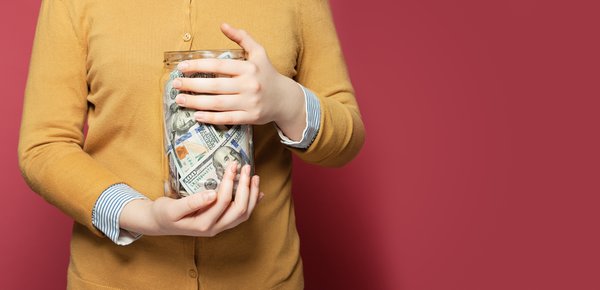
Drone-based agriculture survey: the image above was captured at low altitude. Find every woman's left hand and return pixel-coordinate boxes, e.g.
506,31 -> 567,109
172,23 -> 306,141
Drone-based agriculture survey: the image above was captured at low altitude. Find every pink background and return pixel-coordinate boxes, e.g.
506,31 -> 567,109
2,0 -> 599,289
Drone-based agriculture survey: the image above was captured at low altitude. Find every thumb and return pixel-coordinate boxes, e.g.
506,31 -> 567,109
220,23 -> 262,55
172,191 -> 217,220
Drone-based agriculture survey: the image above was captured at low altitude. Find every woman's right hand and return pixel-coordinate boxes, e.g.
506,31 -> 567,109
119,162 -> 262,237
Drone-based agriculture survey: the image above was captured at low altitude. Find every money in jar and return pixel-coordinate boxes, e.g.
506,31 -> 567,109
161,49 -> 253,199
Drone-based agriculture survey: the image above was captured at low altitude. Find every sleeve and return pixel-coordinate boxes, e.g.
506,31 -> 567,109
92,184 -> 148,245
276,84 -> 321,148
293,0 -> 366,167
18,0 -> 126,237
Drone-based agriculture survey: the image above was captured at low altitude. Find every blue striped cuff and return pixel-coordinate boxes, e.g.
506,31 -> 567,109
276,83 -> 321,149
92,183 -> 147,246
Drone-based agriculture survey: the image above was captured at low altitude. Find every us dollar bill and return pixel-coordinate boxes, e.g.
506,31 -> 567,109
178,125 -> 253,197
167,123 -> 220,175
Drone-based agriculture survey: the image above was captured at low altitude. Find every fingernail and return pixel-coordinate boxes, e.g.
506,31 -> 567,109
259,192 -> 265,201
175,95 -> 186,105
177,62 -> 189,70
203,190 -> 216,201
193,111 -> 202,119
254,175 -> 260,186
244,164 -> 250,174
172,79 -> 182,88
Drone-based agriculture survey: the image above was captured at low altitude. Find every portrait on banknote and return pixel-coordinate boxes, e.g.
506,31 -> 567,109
213,146 -> 245,180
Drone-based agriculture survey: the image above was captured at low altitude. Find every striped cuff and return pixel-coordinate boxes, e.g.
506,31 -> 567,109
92,183 -> 148,246
276,83 -> 321,149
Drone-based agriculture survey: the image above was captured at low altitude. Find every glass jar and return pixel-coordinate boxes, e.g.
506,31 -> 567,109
161,49 -> 253,198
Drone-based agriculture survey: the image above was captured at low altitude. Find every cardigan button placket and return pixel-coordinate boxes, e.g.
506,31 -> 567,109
183,0 -> 193,49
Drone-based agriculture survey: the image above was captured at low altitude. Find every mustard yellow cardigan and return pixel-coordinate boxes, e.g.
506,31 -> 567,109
19,0 -> 364,289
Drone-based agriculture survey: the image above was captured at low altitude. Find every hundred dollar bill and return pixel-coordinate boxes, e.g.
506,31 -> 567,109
167,123 -> 221,175
178,125 -> 253,196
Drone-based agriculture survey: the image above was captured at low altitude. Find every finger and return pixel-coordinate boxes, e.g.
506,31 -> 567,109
215,167 -> 255,228
233,165 -> 252,214
220,23 -> 263,56
169,190 -> 217,221
194,111 -> 251,125
244,176 -> 261,218
173,77 -> 241,95
176,94 -> 241,111
198,162 -> 237,225
177,58 -> 253,76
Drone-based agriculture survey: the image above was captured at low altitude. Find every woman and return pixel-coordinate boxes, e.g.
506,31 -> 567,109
19,0 -> 364,289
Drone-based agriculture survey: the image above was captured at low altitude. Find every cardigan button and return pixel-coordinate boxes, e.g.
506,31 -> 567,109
183,32 -> 192,42
189,269 -> 198,278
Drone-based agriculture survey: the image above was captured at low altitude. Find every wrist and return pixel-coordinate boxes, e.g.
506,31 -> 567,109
274,76 -> 306,141
119,198 -> 159,235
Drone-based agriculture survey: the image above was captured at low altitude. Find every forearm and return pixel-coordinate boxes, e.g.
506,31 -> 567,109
18,142 -> 125,236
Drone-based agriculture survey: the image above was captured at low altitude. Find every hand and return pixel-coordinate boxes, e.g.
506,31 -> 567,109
172,23 -> 307,141
119,162 -> 263,237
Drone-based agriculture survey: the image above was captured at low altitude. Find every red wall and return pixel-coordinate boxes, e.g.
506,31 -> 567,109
2,1 -> 599,289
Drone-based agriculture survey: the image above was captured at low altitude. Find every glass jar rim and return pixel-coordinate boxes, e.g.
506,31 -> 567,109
163,49 -> 246,68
